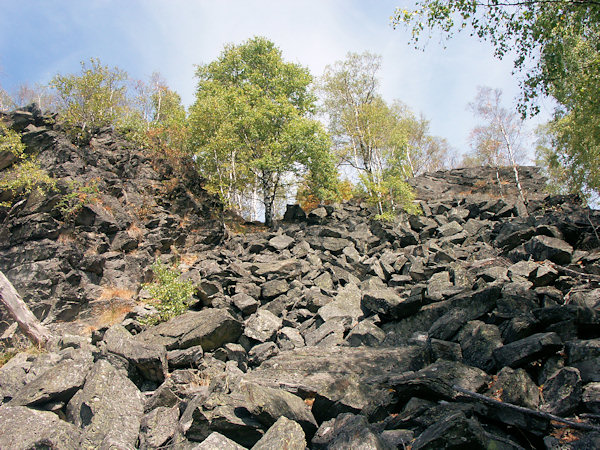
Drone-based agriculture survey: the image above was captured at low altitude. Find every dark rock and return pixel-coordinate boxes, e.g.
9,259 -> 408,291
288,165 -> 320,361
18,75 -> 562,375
523,235 -> 573,264
307,206 -> 328,224
283,204 -> 307,222
362,287 -> 422,319
232,292 -> 260,315
540,366 -> 582,416
66,359 -> 144,449
248,342 -> 279,367
457,320 -> 503,372
0,405 -> 82,449
489,367 -> 539,409
566,339 -> 600,382
252,416 -> 306,450
241,382 -> 317,436
428,338 -> 463,362
493,332 -> 563,369
167,345 -> 204,369
261,279 -> 289,299
137,309 -> 242,351
582,382 -> 600,413
411,411 -> 487,450
312,413 -> 390,450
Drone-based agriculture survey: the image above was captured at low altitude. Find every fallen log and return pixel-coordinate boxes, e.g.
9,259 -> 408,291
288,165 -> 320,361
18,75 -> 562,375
0,269 -> 54,348
453,385 -> 600,432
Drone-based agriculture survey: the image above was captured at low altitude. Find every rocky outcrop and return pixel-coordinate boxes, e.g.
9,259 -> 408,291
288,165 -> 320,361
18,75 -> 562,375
2,105 -> 600,448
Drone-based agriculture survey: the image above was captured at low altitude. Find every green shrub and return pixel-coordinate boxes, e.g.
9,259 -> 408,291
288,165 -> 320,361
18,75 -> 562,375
142,259 -> 194,325
55,179 -> 100,219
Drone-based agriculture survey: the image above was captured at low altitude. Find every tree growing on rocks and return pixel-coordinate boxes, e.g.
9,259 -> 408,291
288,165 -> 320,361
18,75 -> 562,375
189,36 -> 338,227
463,87 -> 527,204
51,58 -> 128,137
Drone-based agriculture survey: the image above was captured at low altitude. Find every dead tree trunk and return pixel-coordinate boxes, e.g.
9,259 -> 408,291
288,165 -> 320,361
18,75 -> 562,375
0,270 -> 54,348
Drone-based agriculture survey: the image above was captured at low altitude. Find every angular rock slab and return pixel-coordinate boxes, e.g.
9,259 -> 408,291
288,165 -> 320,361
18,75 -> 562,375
0,405 -> 82,449
312,413 -> 388,450
244,309 -> 283,343
493,332 -> 563,369
194,431 -> 247,449
66,359 -> 144,449
9,355 -> 93,407
137,308 -> 242,351
252,416 -> 306,450
240,382 -> 317,436
242,346 -> 426,422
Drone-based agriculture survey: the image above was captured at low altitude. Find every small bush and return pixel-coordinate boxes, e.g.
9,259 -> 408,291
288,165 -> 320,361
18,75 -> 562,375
141,259 -> 194,325
55,178 -> 100,219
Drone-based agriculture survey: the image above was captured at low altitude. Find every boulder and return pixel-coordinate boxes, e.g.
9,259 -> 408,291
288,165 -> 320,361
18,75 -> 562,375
493,332 -> 563,369
139,405 -> 180,448
312,413 -> 390,450
244,309 -> 283,343
137,309 -> 242,351
0,405 -> 82,449
195,431 -> 247,449
252,416 -> 306,450
411,411 -> 487,449
362,288 -> 422,319
540,367 -> 583,416
66,359 -> 144,449
523,235 -> 573,265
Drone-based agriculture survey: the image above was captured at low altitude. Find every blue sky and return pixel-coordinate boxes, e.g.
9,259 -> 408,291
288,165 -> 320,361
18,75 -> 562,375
0,0 -> 554,160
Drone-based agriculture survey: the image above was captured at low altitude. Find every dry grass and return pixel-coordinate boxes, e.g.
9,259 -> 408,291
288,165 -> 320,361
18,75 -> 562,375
98,286 -> 136,301
57,231 -> 76,244
180,253 -> 199,266
96,302 -> 135,327
127,223 -> 144,239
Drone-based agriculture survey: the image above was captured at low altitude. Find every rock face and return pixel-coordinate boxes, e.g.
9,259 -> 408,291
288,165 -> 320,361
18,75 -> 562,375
2,106 -> 600,448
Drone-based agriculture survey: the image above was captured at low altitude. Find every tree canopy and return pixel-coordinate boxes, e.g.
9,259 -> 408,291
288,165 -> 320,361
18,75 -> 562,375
189,36 -> 338,226
394,0 -> 600,200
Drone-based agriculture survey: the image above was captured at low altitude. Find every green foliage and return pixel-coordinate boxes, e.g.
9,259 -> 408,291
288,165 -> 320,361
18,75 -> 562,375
394,1 -> 600,200
51,58 -> 128,138
142,259 -> 194,325
55,179 -> 100,219
0,123 -> 56,208
189,36 -> 338,227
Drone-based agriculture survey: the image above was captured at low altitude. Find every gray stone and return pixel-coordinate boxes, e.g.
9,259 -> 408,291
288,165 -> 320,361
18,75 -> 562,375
304,316 -> 350,347
9,355 -> 93,407
318,282 -> 363,324
269,234 -> 295,251
167,345 -> 204,369
0,405 -> 82,449
490,367 -> 539,409
345,320 -> 386,347
244,310 -> 283,343
137,309 -> 242,351
232,292 -> 260,315
252,416 -> 306,450
276,327 -> 305,351
312,413 -> 389,449
139,405 -> 180,448
412,411 -> 487,450
583,382 -> 600,413
248,342 -> 280,367
261,279 -> 289,299
194,432 -> 247,449
438,221 -> 464,237
103,324 -> 167,382
66,359 -> 144,449
241,382 -> 317,435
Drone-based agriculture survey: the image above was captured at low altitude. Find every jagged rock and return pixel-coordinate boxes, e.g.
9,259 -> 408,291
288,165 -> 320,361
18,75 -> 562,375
244,309 -> 283,343
283,204 -> 307,222
8,354 -> 93,407
167,345 -> 204,369
194,431 -> 247,449
139,405 -> 180,448
103,324 -> 167,382
137,309 -> 242,351
428,338 -> 463,362
411,411 -> 487,449
540,366 -> 582,416
261,279 -> 289,299
489,367 -> 539,409
241,382 -> 317,436
304,316 -> 350,347
232,292 -> 260,315
248,342 -> 279,367
566,339 -> 600,382
243,346 -> 426,422
457,320 -> 503,372
252,416 -> 306,450
312,413 -> 390,449
317,282 -> 363,323
268,234 -> 295,251
180,391 -> 264,447
276,326 -> 305,351
493,332 -> 563,369
0,405 -> 82,449
214,343 -> 248,371
66,359 -> 144,449
362,287 -> 422,319
523,235 -> 574,265
583,382 -> 600,413
345,320 -> 386,347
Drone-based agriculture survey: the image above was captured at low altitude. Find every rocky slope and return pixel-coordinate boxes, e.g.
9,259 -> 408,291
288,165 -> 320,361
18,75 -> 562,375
1,106 -> 600,449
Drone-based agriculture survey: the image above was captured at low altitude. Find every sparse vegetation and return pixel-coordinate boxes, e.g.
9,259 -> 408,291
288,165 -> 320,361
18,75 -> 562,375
141,258 -> 194,325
